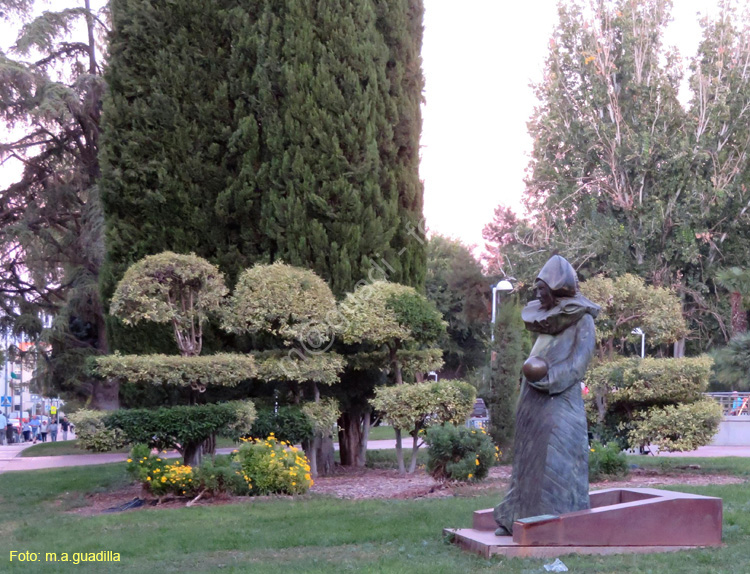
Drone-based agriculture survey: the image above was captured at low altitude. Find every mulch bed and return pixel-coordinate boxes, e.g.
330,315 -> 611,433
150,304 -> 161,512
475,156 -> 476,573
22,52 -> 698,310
64,463 -> 746,516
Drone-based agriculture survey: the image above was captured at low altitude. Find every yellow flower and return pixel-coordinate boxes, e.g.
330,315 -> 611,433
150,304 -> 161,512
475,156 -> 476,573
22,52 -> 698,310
590,448 -> 595,452
467,473 -> 473,479
146,477 -> 151,481
127,459 -> 132,463
161,476 -> 167,483
475,459 -> 480,466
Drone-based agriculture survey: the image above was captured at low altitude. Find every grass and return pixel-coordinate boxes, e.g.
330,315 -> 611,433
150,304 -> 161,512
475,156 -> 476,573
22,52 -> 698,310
0,457 -> 748,573
21,437 -> 241,458
628,455 -> 750,477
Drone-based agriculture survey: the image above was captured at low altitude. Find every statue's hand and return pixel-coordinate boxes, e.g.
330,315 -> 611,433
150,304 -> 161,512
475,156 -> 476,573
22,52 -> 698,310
522,356 -> 548,383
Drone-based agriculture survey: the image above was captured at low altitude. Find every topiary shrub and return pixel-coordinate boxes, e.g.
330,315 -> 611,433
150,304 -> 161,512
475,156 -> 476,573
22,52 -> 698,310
69,409 -> 128,452
106,401 -> 256,466
234,434 -> 313,495
588,441 -> 629,481
425,424 -> 499,482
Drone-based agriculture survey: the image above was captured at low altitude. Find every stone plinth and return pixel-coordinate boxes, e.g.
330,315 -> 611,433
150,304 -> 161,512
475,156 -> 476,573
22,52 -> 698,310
446,488 -> 722,559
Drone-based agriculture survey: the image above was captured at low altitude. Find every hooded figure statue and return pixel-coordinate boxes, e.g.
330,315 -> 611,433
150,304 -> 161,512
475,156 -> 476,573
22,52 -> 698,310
494,255 -> 600,535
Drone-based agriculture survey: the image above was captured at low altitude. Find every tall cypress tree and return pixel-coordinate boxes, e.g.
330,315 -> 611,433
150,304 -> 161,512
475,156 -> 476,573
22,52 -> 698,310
101,0 -> 426,333
100,0 -> 242,352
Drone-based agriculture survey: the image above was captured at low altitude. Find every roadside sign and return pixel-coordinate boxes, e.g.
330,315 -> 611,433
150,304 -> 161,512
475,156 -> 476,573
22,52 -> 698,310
9,372 -> 19,380
0,396 -> 11,407
50,406 -> 57,415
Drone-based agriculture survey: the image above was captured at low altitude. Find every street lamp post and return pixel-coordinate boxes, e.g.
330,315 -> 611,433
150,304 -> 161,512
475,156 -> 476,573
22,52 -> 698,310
491,279 -> 515,342
632,327 -> 645,358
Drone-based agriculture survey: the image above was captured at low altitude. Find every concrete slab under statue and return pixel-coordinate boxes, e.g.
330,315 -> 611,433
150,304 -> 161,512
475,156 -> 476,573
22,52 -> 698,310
445,487 -> 723,558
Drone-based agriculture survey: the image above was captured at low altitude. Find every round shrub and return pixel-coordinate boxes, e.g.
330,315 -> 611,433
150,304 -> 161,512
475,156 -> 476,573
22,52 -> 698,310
126,445 -> 196,498
69,409 -> 128,452
425,424 -> 499,482
235,434 -> 313,495
588,440 -> 629,481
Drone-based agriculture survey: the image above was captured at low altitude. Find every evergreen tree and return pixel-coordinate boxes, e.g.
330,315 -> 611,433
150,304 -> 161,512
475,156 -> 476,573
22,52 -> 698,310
426,235 -> 490,377
487,298 -> 525,453
100,0 -> 426,348
0,0 -> 112,406
99,0 -> 239,353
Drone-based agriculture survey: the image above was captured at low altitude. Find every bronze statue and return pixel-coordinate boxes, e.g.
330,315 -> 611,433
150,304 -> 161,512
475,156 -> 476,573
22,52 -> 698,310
494,255 -> 600,535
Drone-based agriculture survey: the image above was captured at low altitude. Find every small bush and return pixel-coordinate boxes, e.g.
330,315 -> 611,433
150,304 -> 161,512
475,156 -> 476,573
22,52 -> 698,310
425,425 -> 499,482
249,406 -> 313,445
69,409 -> 128,452
235,434 -> 313,495
126,445 -> 250,498
126,445 -> 196,497
588,441 -> 629,481
194,456 -> 250,496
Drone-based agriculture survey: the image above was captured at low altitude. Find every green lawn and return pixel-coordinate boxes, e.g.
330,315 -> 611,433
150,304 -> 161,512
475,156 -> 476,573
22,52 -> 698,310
21,437 -> 239,457
0,458 -> 748,573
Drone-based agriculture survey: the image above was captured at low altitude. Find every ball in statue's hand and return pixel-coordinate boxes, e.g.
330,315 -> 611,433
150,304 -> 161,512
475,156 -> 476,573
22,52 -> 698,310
522,356 -> 548,383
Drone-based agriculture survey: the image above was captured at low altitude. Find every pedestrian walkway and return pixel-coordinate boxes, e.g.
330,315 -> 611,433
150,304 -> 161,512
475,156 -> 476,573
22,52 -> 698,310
0,437 -> 419,474
1,439 -> 746,474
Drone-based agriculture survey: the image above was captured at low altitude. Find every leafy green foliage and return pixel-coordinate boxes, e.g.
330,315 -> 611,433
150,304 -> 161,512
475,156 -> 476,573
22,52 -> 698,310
425,425 -> 498,482
425,235 -> 490,377
370,380 -> 475,434
386,291 -> 446,345
585,356 -> 718,451
235,435 -> 313,495
340,281 -> 445,384
224,263 -> 336,343
581,274 -> 688,356
588,441 -> 629,481
91,352 -> 256,392
249,406 -> 313,446
487,298 -> 525,451
104,401 -> 256,458
626,398 -> 723,452
253,350 -> 345,385
712,332 -> 750,390
110,252 -> 228,356
302,398 -> 340,438
483,0 -> 750,351
68,408 -> 128,453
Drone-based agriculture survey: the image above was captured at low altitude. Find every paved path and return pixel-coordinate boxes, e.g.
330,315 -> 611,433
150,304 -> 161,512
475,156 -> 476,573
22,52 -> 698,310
1,439 -> 747,474
0,438 -> 418,474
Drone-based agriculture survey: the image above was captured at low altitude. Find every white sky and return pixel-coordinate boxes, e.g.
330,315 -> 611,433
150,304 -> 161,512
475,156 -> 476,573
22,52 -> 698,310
1,0 -> 721,253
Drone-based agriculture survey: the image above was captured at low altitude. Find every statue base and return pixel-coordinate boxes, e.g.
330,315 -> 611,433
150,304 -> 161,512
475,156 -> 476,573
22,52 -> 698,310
445,487 -> 722,559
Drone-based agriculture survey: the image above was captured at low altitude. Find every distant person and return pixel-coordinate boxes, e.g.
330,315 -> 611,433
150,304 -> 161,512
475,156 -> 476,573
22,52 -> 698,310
22,421 -> 31,442
61,417 -> 70,441
29,416 -> 40,443
40,417 -> 49,442
0,412 -> 6,445
49,418 -> 58,442
731,391 -> 743,415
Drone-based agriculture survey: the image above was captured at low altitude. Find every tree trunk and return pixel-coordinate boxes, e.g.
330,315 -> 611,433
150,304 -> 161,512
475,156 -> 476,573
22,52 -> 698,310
91,377 -> 119,410
394,428 -> 405,475
407,429 -> 421,474
673,338 -> 686,358
309,436 -> 319,478
316,435 -> 334,476
183,441 -> 203,468
338,408 -> 370,467
730,291 -> 747,336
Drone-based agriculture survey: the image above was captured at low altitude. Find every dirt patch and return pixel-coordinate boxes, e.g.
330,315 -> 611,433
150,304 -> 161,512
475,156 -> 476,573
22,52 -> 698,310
66,464 -> 746,515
